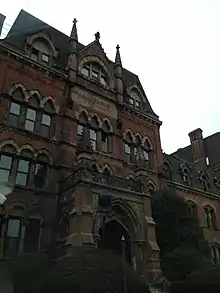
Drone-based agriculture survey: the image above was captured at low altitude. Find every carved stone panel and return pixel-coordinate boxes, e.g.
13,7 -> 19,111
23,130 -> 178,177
72,88 -> 118,119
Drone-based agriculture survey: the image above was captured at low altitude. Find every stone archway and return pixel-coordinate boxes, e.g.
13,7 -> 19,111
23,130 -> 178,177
98,220 -> 132,264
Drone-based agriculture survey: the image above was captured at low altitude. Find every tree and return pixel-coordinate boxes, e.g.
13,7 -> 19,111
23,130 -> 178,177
152,189 -> 211,290
152,189 -> 209,258
4,248 -> 150,293
185,267 -> 220,293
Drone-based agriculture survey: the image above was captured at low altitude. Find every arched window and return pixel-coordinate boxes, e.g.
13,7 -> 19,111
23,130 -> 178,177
81,62 -> 108,86
124,132 -> 134,164
142,137 -> 153,169
25,94 -> 40,132
34,154 -> 49,189
8,86 -> 56,138
100,120 -> 111,153
89,116 -> 99,151
204,205 -> 216,229
8,88 -> 25,127
40,100 -> 55,137
187,200 -> 197,215
77,111 -> 88,139
91,164 -> 99,172
15,149 -> 33,187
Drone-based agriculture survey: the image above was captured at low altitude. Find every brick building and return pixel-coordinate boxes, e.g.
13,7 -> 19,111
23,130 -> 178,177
0,9 -> 219,281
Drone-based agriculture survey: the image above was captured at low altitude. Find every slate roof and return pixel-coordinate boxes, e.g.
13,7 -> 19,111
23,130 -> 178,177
2,9 -> 156,116
164,153 -> 217,193
171,132 -> 220,167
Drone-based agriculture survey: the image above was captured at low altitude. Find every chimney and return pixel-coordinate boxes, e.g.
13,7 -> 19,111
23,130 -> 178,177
0,14 -> 6,37
188,128 -> 206,169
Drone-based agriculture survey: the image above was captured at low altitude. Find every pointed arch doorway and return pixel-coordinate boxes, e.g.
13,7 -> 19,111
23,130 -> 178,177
98,220 -> 132,264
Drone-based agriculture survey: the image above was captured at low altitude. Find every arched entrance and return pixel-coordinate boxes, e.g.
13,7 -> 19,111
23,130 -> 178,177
98,220 -> 132,264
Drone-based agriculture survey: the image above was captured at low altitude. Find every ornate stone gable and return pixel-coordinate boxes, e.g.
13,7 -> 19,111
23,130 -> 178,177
77,39 -> 115,78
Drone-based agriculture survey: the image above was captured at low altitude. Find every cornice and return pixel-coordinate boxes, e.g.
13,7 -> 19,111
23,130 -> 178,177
167,180 -> 220,200
0,123 -> 59,147
121,105 -> 162,126
0,43 -> 67,80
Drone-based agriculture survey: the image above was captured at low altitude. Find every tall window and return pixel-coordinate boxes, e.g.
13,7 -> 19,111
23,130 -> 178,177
124,132 -> 133,164
143,138 -> 153,169
25,108 -> 37,132
8,102 -> 21,127
40,114 -> 51,136
23,218 -> 41,253
124,143 -> 132,163
5,217 -> 22,256
0,154 -> 12,184
40,100 -> 54,137
34,163 -> 47,189
90,129 -> 97,150
205,206 -> 216,229
77,111 -> 88,141
100,120 -> 111,153
15,159 -> 30,186
81,62 -> 108,86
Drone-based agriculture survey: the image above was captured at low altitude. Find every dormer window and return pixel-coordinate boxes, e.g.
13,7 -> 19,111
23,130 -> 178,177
29,39 -> 51,66
128,90 -> 142,110
81,63 -> 107,86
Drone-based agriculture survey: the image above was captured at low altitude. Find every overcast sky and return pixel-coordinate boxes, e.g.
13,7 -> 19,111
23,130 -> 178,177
1,0 -> 220,153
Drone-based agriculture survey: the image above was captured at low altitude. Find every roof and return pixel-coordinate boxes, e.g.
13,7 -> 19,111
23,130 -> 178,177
171,132 -> 220,167
2,10 -> 156,117
164,153 -> 217,192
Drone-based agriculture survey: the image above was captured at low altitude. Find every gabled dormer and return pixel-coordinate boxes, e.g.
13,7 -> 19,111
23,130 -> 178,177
77,32 -> 115,89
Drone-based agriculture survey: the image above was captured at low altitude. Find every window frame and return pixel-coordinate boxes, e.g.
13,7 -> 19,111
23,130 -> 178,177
15,158 -> 31,187
0,154 -> 13,184
81,63 -> 108,86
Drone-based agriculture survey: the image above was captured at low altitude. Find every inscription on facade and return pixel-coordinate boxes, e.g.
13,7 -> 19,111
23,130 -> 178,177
72,88 -> 118,119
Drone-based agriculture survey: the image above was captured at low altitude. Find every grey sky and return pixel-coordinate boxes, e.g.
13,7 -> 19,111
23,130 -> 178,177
1,0 -> 220,153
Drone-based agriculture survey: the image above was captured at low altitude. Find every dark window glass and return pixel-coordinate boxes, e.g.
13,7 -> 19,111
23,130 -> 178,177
25,108 -> 36,132
40,114 -> 51,137
15,159 -> 30,186
8,102 -> 21,126
0,155 -> 12,184
5,218 -> 21,256
34,163 -> 47,189
31,48 -> 39,61
24,219 -> 41,253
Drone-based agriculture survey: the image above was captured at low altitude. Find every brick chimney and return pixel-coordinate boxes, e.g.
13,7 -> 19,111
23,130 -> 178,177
188,128 -> 206,169
0,13 -> 6,37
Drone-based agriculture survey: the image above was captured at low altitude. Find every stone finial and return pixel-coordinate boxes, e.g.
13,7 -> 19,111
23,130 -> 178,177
76,127 -> 93,156
70,18 -> 78,41
95,31 -> 100,41
115,44 -> 122,66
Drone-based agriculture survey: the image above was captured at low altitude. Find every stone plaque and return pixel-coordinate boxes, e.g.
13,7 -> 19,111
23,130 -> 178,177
72,88 -> 118,119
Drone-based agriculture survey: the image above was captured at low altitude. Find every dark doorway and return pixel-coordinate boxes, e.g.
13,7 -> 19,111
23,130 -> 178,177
98,220 -> 132,264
